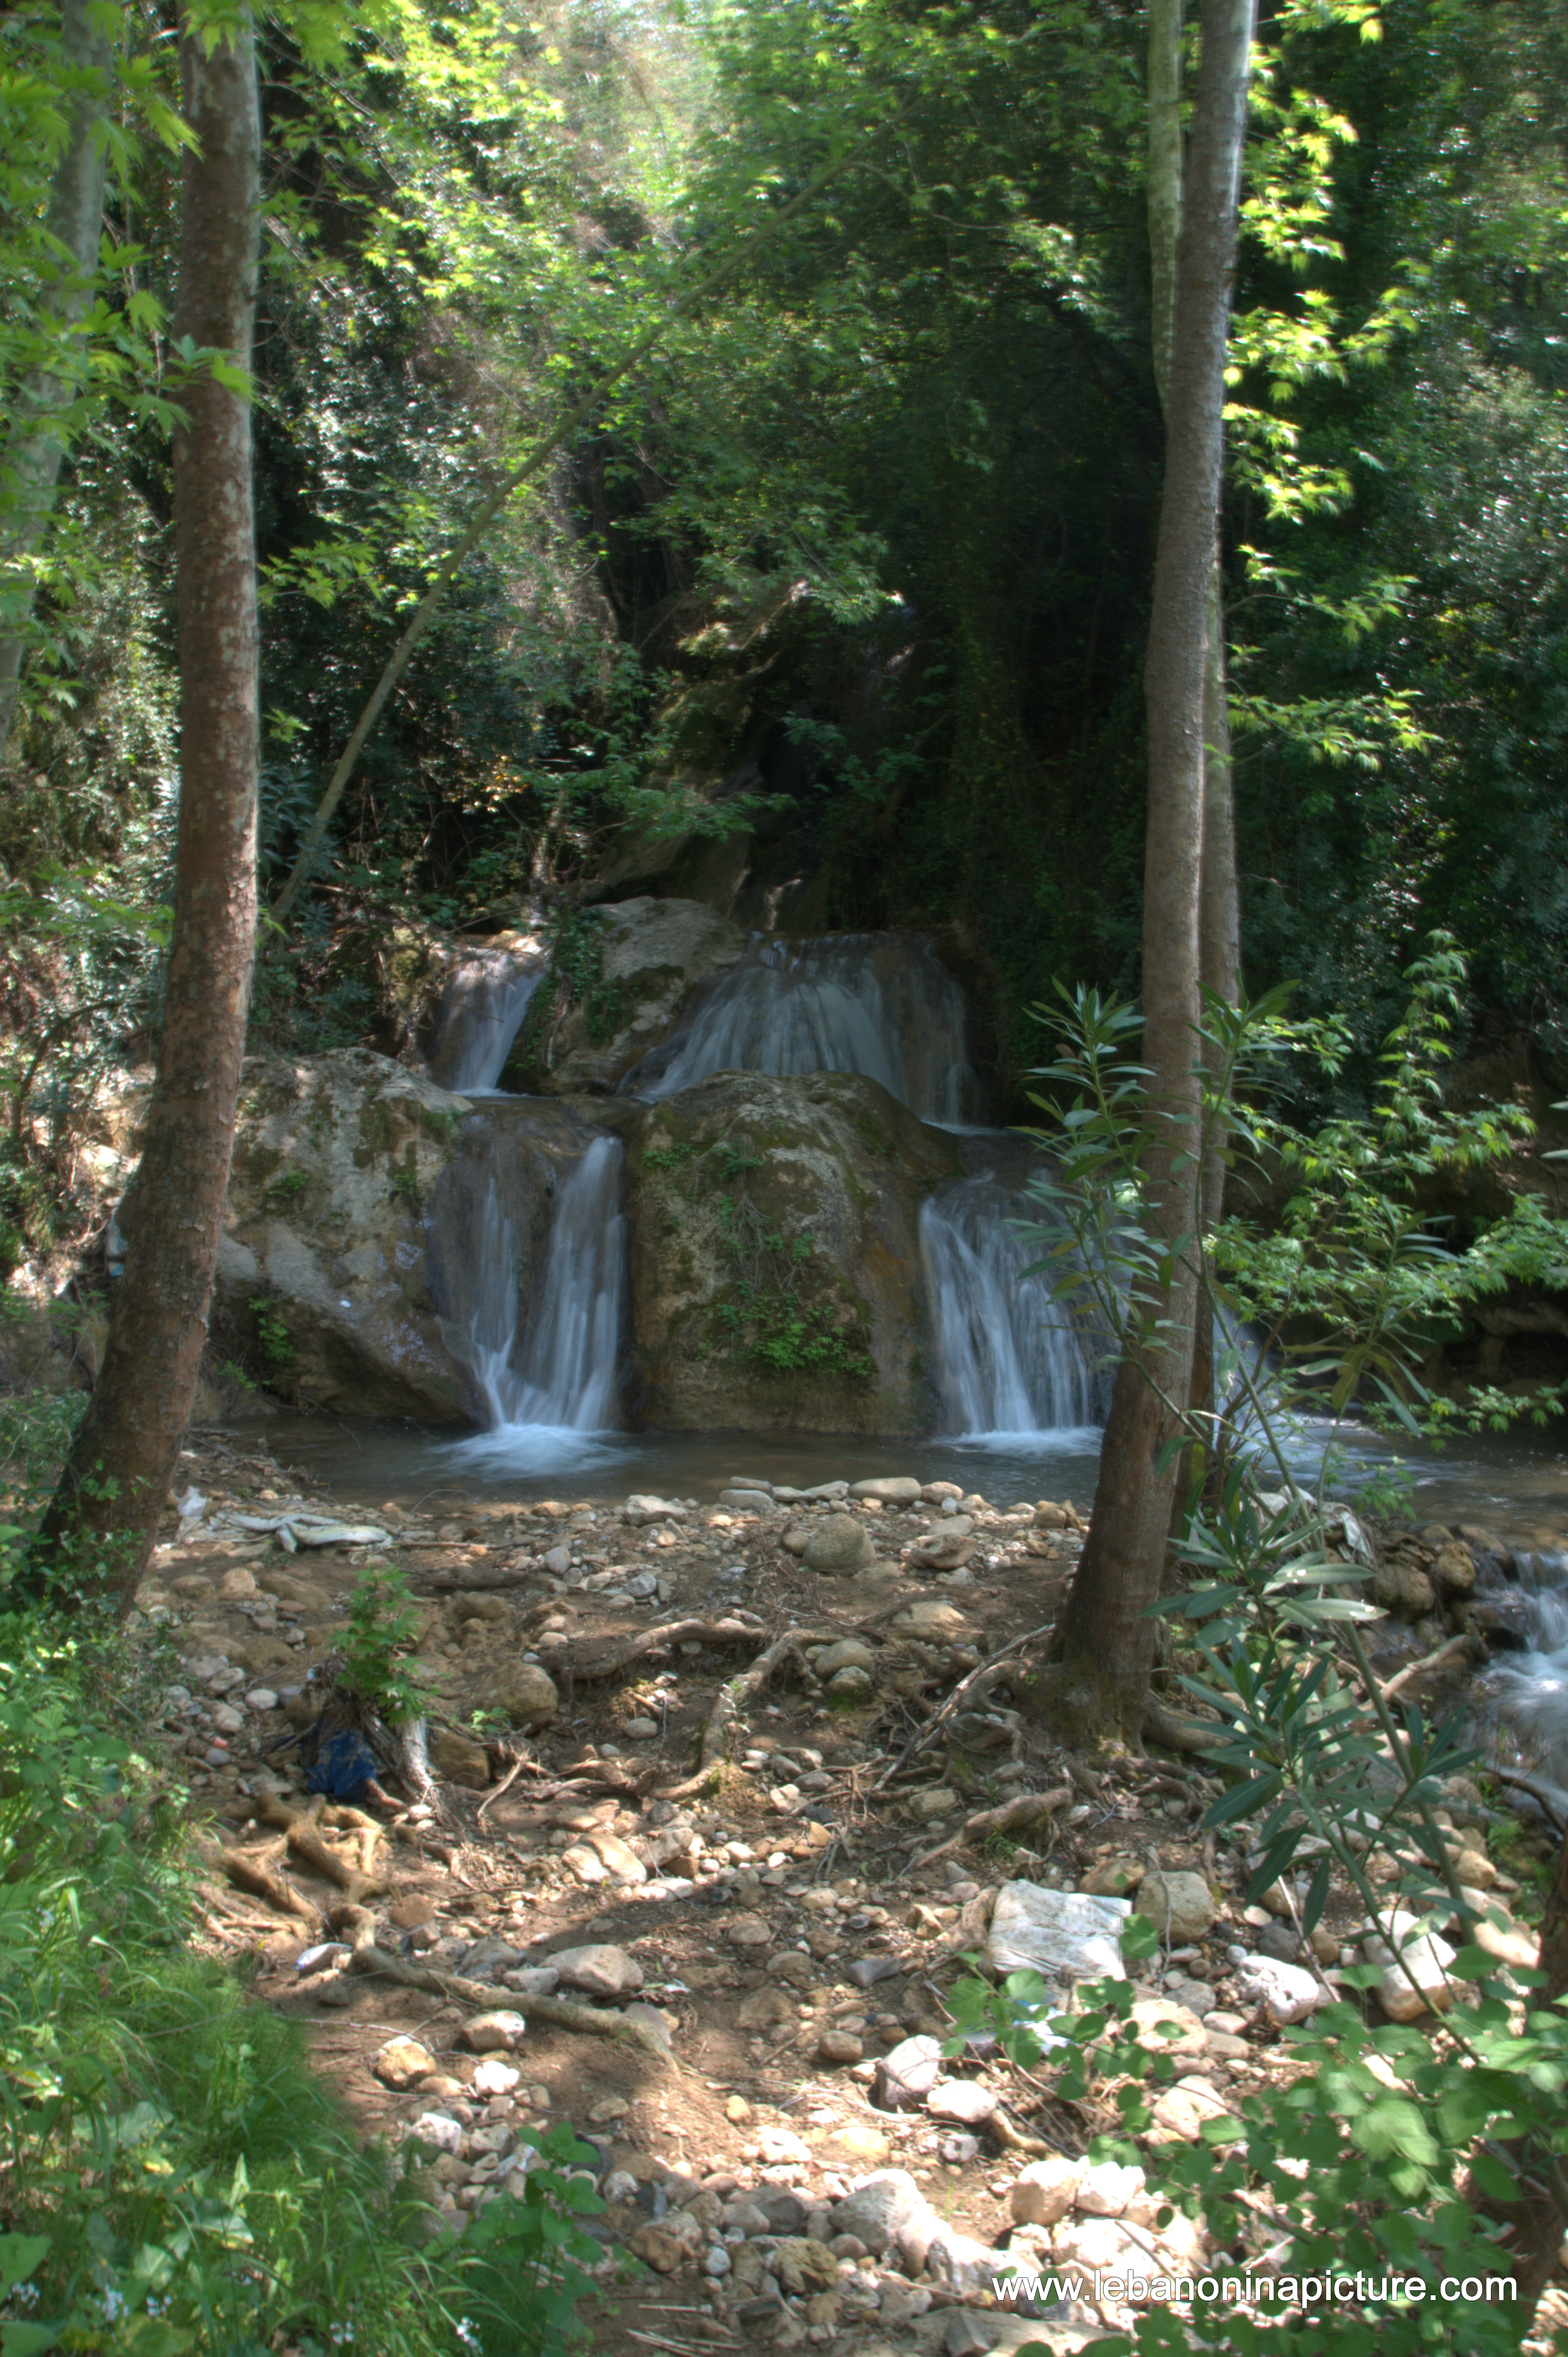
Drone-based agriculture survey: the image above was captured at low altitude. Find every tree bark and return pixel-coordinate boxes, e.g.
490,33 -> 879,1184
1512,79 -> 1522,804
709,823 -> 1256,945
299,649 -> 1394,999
1146,0 -> 1185,415
1146,0 -> 1243,1500
1057,0 -> 1254,1726
1187,553 -> 1241,1448
35,10 -> 260,1608
0,0 -> 117,757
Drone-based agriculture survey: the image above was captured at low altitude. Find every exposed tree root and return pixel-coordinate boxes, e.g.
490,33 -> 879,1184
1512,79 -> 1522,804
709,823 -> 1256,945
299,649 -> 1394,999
909,1784 -> 1074,1874
250,1777 -> 393,1902
656,1629 -> 839,1800
1373,1633 -> 1479,1707
346,1943 -> 682,2068
551,1613 -> 771,1684
208,1842 -> 318,1922
1141,1696 -> 1226,1753
872,1622 -> 1057,1793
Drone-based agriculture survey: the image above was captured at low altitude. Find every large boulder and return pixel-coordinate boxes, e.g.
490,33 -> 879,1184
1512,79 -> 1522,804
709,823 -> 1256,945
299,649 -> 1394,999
182,1051 -> 473,1421
505,898 -> 745,1095
624,1069 -> 961,1433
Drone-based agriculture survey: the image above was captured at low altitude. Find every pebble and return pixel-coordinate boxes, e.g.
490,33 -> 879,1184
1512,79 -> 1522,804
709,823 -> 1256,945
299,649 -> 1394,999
817,2028 -> 864,2066
463,2011 -> 528,2053
373,2034 -> 436,2089
548,1944 -> 642,1997
925,2080 -> 997,2127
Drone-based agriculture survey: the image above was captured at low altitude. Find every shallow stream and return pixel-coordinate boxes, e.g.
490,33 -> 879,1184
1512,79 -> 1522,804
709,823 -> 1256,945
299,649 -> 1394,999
225,1401 -> 1568,1548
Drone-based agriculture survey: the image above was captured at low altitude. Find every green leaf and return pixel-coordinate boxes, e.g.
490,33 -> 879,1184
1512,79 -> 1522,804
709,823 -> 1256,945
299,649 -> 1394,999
1,2327 -> 59,2357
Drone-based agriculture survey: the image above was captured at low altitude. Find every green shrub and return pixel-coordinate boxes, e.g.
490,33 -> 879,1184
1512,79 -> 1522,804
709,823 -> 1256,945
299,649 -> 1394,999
0,1611 -> 600,2356
338,1565 -> 436,1728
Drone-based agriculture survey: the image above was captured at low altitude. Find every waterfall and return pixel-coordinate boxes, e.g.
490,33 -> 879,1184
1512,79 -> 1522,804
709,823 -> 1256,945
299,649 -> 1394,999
446,1134 -> 628,1463
1481,1551 -> 1568,1786
921,1176 -> 1109,1438
626,932 -> 976,1124
430,950 -> 544,1093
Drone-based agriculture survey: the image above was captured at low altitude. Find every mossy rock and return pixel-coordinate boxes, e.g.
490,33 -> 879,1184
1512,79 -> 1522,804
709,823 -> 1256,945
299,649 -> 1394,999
624,1068 -> 962,1435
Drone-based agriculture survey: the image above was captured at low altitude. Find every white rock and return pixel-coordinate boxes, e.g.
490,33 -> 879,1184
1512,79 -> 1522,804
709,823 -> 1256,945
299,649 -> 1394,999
462,2010 -> 528,2052
548,1943 -> 643,1997
832,2170 -> 934,2255
1054,2216 -> 1148,2275
245,1687 -> 278,1710
926,2079 -> 997,2126
1009,2156 -> 1084,2227
1075,2160 -> 1145,2218
407,2111 -> 464,2155
624,1494 -> 687,1527
471,2058 -> 522,2096
1364,1911 -> 1458,2021
1226,1946 -> 1326,2025
987,1881 -> 1128,1987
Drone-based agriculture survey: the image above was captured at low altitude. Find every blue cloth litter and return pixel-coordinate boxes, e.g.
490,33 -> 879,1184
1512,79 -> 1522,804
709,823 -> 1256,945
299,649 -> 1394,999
303,1725 -> 381,1800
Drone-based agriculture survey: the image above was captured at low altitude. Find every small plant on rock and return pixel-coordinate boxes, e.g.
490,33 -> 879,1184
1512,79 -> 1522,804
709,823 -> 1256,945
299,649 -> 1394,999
339,1566 -> 434,1728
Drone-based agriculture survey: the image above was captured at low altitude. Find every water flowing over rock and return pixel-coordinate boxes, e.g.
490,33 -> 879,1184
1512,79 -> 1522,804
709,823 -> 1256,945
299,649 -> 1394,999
428,1109 -> 630,1454
625,932 -> 979,1124
920,1173 -> 1109,1436
428,942 -> 545,1092
626,1068 -> 961,1432
522,897 -> 746,1094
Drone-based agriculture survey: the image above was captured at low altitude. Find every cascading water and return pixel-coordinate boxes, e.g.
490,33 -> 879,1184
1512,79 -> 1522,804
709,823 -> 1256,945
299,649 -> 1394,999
625,932 -> 978,1125
444,1133 -> 628,1468
920,1175 -> 1110,1440
430,950 -> 544,1093
1479,1549 -> 1568,1787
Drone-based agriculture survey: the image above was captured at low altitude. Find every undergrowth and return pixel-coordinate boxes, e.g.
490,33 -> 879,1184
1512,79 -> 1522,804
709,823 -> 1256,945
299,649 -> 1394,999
0,1421 -> 599,2356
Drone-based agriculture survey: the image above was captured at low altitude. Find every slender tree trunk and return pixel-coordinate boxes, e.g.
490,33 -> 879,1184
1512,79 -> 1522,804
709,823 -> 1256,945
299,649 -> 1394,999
1187,557 -> 1241,1446
35,10 -> 260,1609
1057,0 -> 1254,1728
0,1 -> 116,758
1147,0 -> 1185,413
1146,0 -> 1243,1501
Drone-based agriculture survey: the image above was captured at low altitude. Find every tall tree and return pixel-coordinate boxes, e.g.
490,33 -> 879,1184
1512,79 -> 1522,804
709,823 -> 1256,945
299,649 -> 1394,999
0,0 -> 118,757
36,4 -> 260,1606
1146,0 -> 1244,1465
1056,0 -> 1255,1730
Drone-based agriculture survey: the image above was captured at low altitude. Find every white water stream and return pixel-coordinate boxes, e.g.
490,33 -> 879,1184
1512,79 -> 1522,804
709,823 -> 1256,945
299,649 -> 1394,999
920,1176 -> 1110,1442
446,1134 -> 628,1473
626,932 -> 978,1125
431,952 -> 544,1094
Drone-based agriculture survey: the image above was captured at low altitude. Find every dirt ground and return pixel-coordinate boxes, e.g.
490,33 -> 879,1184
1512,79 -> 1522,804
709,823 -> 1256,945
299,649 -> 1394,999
140,1425 -> 1567,2356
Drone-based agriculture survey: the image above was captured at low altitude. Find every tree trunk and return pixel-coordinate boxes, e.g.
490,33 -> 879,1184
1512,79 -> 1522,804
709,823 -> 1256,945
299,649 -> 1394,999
1146,0 -> 1243,1509
1188,551 -> 1241,1455
1057,0 -> 1254,1728
34,9 -> 260,1609
1146,0 -> 1185,415
0,1 -> 116,758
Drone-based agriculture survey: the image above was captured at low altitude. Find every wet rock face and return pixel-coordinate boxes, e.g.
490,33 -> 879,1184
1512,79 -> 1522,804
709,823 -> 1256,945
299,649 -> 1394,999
624,1068 -> 961,1434
509,898 -> 746,1096
213,1049 -> 475,1422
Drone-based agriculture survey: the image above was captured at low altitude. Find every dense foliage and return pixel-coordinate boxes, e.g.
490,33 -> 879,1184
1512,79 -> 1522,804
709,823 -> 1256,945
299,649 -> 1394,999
2,0 -> 1566,1197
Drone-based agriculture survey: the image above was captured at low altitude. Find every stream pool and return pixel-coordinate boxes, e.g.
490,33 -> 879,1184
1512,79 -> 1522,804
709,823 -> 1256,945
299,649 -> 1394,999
217,1405 -> 1568,1549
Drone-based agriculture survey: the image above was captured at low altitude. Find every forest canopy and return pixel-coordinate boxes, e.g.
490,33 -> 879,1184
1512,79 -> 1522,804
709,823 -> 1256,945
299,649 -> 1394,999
2,0 -> 1567,1256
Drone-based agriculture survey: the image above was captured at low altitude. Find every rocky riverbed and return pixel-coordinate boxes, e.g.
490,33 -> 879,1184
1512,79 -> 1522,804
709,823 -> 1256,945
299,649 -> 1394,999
140,1428 -> 1565,2356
